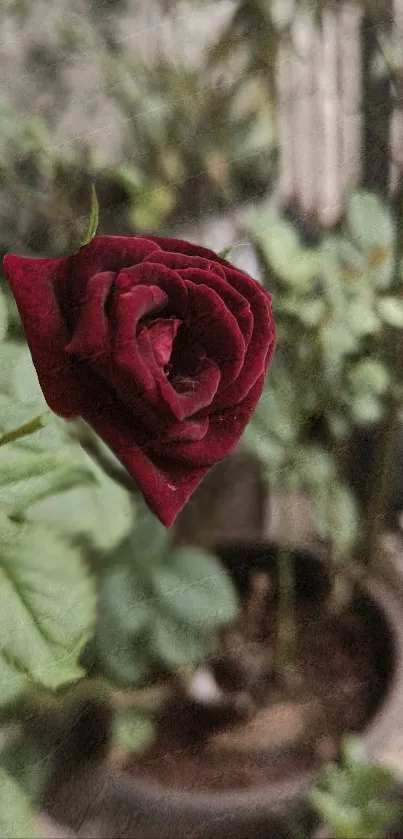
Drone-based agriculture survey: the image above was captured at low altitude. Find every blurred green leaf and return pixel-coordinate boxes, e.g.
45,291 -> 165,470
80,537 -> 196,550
152,611 -> 208,668
377,296 -> 403,328
327,485 -> 359,561
346,302 -> 380,337
0,344 -> 25,396
348,359 -> 391,397
0,446 -> 95,516
319,321 -> 357,380
129,507 -> 169,568
310,735 -> 402,838
150,547 -> 239,633
0,515 -> 95,707
95,565 -> 152,687
0,767 -> 38,839
113,164 -> 144,194
26,458 -> 134,552
350,395 -> 384,426
218,245 -> 233,259
346,191 -> 395,288
112,708 -> 155,755
0,289 -> 8,345
0,736 -> 51,807
129,183 -> 176,231
253,214 -> 319,289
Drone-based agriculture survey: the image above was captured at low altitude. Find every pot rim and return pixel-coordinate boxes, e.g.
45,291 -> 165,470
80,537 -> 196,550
88,561 -> 403,820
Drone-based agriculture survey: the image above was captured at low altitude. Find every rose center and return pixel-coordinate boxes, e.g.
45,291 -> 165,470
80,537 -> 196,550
140,317 -> 182,371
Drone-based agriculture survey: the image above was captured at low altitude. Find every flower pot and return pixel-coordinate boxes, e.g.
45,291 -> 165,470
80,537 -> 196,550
42,540 -> 403,839
174,449 -> 268,549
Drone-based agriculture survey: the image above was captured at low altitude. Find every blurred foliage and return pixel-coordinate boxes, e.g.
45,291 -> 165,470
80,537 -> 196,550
104,54 -> 274,230
0,2 -> 402,835
245,189 -> 402,560
0,0 -> 275,258
91,506 -> 239,688
310,736 -> 402,838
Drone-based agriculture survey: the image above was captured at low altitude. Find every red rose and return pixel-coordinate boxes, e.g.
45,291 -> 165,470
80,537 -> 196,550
3,236 -> 275,526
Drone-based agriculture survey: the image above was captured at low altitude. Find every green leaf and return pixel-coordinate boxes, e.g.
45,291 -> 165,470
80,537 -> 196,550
0,289 -> 8,345
112,708 -> 155,755
310,735 -> 403,838
112,164 -> 144,194
95,566 -> 152,687
81,184 -> 99,246
0,447 -> 95,515
346,190 -> 395,288
152,611 -> 208,668
242,423 -> 286,477
0,516 -> 96,706
0,343 -> 25,396
253,214 -> 319,289
347,302 -> 380,337
26,457 -> 134,552
327,485 -> 359,560
129,506 -> 169,567
320,321 -> 358,380
296,298 -> 326,327
0,767 -> 38,839
218,245 -> 233,259
348,360 -> 391,397
96,617 -> 150,687
0,736 -> 51,806
99,566 -> 150,638
350,395 -> 384,426
150,547 -> 239,633
377,296 -> 403,328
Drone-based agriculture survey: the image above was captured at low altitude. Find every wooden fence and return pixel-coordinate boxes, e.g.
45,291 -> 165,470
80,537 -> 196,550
275,0 -> 403,226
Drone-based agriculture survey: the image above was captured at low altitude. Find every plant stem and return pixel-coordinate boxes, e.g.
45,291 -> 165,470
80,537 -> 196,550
360,400 -> 400,569
275,544 -> 297,677
0,414 -> 46,448
75,421 -> 140,494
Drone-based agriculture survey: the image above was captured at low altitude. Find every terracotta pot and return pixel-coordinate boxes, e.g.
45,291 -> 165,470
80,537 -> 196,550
42,542 -> 403,839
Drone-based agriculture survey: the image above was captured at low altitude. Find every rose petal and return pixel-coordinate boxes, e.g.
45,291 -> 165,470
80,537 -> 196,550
179,266 -> 254,358
116,262 -> 189,319
143,318 -> 182,368
144,236 -> 241,271
145,250 -> 227,279
161,416 -> 209,443
112,285 -> 169,391
207,270 -> 275,411
65,271 -> 114,377
79,397 -> 209,526
149,374 -> 266,469
2,253 -> 84,417
111,288 -> 222,422
184,281 -> 246,388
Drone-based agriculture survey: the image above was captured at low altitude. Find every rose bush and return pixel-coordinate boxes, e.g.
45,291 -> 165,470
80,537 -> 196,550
3,236 -> 275,525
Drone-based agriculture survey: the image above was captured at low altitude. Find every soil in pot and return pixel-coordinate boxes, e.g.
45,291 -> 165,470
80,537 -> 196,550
125,545 -> 394,794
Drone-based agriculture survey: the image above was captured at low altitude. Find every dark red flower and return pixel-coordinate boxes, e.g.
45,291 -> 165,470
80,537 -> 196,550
3,236 -> 275,525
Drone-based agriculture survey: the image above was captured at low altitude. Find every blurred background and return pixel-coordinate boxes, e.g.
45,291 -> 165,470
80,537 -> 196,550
0,0 -> 400,266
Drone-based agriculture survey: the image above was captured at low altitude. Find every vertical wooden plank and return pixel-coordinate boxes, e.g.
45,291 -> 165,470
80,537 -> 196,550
275,0 -> 296,205
339,3 -> 363,193
317,2 -> 341,226
277,43 -> 295,205
291,6 -> 318,215
390,0 -> 403,192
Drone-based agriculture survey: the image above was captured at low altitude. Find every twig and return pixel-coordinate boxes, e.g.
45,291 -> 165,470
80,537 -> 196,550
75,422 -> 140,495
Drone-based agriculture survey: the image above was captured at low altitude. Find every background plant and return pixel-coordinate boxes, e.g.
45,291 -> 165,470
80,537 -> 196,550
310,736 -> 403,839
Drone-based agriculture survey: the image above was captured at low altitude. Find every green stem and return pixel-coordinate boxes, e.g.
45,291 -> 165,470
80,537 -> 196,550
275,494 -> 297,677
0,414 -> 46,449
75,421 -> 140,494
360,401 -> 400,568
